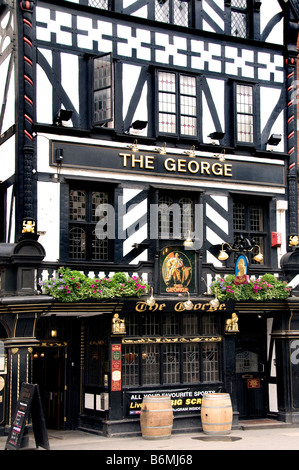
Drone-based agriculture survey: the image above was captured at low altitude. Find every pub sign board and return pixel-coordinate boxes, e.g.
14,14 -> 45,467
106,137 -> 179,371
51,141 -> 285,188
5,383 -> 50,450
160,247 -> 195,294
124,388 -> 218,417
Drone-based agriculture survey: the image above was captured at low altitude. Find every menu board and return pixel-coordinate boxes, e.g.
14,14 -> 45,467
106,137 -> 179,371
5,383 -> 49,450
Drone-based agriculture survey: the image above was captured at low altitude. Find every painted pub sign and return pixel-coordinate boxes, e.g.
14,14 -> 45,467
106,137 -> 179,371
160,247 -> 195,294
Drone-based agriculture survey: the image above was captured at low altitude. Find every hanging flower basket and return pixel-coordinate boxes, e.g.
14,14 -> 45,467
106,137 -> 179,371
210,273 -> 291,302
39,267 -> 149,302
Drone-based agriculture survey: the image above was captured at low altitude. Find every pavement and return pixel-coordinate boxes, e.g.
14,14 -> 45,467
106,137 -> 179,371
1,420 -> 299,459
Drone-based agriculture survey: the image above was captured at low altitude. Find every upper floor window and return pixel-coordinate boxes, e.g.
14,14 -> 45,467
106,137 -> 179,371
233,198 -> 267,265
158,191 -> 194,240
158,71 -> 198,137
231,0 -> 248,38
235,83 -> 254,144
69,187 -> 112,261
92,54 -> 113,127
88,0 -> 109,9
155,0 -> 190,27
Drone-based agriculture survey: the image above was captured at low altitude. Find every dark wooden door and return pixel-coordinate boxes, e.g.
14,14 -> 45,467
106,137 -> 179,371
235,314 -> 268,419
33,347 -> 66,429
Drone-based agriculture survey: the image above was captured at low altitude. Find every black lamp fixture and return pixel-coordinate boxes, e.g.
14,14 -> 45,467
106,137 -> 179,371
217,235 -> 263,263
208,131 -> 225,140
127,120 -> 148,135
267,134 -> 282,146
54,109 -> 73,126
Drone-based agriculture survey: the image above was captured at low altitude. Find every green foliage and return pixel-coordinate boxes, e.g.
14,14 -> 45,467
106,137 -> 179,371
210,273 -> 291,301
40,267 -> 149,302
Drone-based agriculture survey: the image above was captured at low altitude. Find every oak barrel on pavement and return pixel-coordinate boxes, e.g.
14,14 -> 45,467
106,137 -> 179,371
201,393 -> 232,435
140,396 -> 173,440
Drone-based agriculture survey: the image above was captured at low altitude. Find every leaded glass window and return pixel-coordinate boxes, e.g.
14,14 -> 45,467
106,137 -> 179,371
93,54 -> 113,126
158,71 -> 198,137
121,312 -> 221,387
155,0 -> 189,27
236,84 -> 254,143
69,188 -> 110,261
233,199 -> 266,265
231,0 -> 248,38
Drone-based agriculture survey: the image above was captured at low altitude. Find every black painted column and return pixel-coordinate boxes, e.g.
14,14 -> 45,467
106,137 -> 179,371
4,314 -> 39,429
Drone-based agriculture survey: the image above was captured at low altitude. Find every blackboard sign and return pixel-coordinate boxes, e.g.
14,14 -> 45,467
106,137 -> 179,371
5,383 -> 50,450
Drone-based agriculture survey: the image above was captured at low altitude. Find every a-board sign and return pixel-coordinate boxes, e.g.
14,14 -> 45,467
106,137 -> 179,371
5,382 -> 50,450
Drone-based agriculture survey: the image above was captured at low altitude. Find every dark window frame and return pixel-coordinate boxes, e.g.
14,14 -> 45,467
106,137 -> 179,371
156,69 -> 200,140
122,311 -> 222,387
231,195 -> 269,267
232,81 -> 258,147
64,182 -> 114,262
91,53 -> 114,128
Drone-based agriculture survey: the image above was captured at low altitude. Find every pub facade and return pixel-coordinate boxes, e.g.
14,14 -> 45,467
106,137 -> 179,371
0,0 -> 299,436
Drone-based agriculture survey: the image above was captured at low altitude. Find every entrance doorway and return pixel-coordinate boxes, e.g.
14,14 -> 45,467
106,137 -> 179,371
33,346 -> 66,430
235,313 -> 267,419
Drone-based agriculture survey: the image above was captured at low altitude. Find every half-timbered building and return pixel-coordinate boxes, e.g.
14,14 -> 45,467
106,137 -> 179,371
0,0 -> 299,436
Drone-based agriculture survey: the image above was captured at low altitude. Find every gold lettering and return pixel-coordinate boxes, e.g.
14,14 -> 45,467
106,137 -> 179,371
132,153 -> 143,168
211,163 -> 223,176
178,159 -> 186,172
145,155 -> 155,169
224,164 -> 233,177
188,160 -> 200,173
201,161 -> 210,174
119,153 -> 131,166
164,158 -> 176,171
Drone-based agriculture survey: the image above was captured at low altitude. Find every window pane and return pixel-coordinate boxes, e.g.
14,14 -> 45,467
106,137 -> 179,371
231,0 -> 247,8
179,197 -> 193,234
183,344 -> 199,383
92,229 -> 108,260
250,205 -> 263,231
233,203 -> 245,231
180,75 -> 196,96
142,344 -> 160,385
94,56 -> 111,90
159,92 -> 176,113
122,345 -> 139,386
88,0 -> 108,8
69,190 -> 86,221
202,315 -> 218,335
158,196 -> 174,238
126,314 -> 139,336
236,85 -> 253,143
183,313 -> 198,335
202,344 -> 219,382
92,191 -> 108,222
142,313 -> 160,336
159,112 -> 176,134
69,226 -> 86,259
94,89 -> 112,123
159,72 -> 176,92
163,344 -> 180,384
174,0 -> 189,27
180,115 -> 197,136
163,313 -> 179,335
155,0 -> 170,23
231,11 -> 247,38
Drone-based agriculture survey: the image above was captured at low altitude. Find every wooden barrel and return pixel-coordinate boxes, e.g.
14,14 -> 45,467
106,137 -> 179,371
140,396 -> 173,440
201,393 -> 232,435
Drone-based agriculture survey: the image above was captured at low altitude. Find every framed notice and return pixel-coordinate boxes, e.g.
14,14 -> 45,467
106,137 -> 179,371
111,344 -> 122,392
